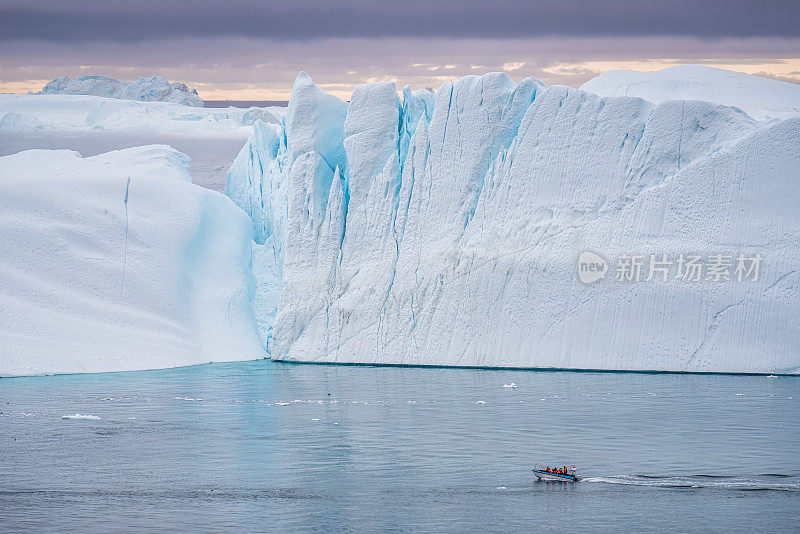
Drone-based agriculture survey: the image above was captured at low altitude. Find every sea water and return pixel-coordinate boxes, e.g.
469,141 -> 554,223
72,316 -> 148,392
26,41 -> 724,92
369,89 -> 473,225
1,361 -> 798,532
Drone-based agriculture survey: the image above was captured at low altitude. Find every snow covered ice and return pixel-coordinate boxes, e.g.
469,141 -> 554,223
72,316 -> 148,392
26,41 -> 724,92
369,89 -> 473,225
227,68 -> 800,374
40,75 -> 204,107
0,146 -> 265,376
580,65 -> 800,122
0,92 -> 282,191
0,92 -> 279,136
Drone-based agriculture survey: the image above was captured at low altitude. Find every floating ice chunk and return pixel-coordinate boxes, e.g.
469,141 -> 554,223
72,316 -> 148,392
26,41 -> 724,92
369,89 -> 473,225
475,400 -> 487,404
502,383 -> 518,389
241,108 -> 280,126
62,414 -> 100,420
0,111 -> 45,131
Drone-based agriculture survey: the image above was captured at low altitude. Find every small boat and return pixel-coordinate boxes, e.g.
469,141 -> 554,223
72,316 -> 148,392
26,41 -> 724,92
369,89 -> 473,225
532,464 -> 580,482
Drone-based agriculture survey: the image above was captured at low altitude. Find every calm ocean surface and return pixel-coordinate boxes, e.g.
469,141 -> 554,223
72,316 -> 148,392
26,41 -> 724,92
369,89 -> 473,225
1,360 -> 798,532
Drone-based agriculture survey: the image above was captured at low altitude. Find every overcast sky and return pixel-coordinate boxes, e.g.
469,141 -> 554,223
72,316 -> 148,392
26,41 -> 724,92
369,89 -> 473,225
2,0 -> 798,99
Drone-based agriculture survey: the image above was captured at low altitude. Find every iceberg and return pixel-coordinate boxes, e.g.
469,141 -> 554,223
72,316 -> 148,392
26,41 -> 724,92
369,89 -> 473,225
0,93 -> 279,135
580,65 -> 800,121
40,75 -> 204,107
0,111 -> 45,131
0,146 -> 265,377
227,70 -> 800,374
0,93 -> 282,191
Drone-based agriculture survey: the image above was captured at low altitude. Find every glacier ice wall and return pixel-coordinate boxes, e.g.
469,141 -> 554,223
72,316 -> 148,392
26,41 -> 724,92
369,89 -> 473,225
0,146 -> 266,376
227,71 -> 800,374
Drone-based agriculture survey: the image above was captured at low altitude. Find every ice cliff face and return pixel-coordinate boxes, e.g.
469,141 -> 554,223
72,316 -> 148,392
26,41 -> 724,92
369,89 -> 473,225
0,146 -> 265,376
40,75 -> 204,107
227,71 -> 800,374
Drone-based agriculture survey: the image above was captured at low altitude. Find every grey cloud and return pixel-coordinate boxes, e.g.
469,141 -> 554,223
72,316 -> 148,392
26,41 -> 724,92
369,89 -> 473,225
1,0 -> 798,42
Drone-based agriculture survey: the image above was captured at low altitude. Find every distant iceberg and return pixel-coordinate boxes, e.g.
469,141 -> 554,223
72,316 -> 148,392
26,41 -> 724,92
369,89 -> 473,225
580,65 -> 800,121
40,75 -> 204,107
227,68 -> 800,374
0,93 -> 278,135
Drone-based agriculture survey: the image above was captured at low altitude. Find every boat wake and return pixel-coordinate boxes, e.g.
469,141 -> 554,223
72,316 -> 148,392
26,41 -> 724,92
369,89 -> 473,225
583,474 -> 799,492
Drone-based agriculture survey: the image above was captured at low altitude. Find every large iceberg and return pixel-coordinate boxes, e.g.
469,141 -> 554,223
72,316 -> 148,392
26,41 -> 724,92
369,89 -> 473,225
0,146 -> 265,376
227,69 -> 800,374
40,75 -> 204,107
580,65 -> 800,122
